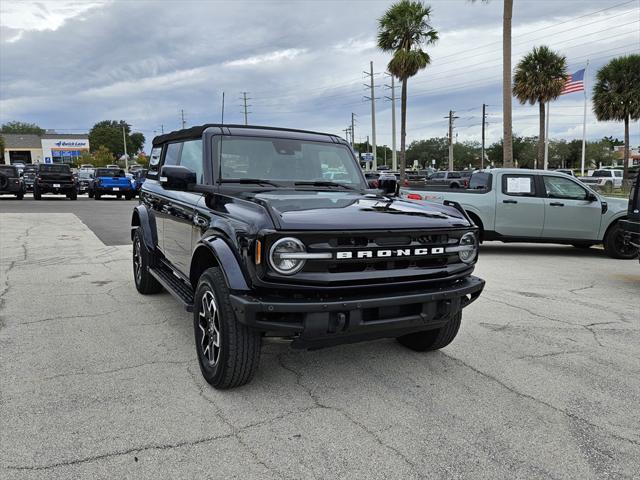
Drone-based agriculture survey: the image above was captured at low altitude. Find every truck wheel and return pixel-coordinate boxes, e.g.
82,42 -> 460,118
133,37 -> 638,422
88,190 -> 94,198
450,183 -> 460,189
33,186 -> 41,200
16,191 -> 24,200
132,228 -> 162,294
397,311 -> 462,351
125,193 -> 133,200
194,267 -> 262,389
69,191 -> 77,200
94,192 -> 101,200
604,181 -> 613,193
117,194 -> 122,199
603,222 -> 638,259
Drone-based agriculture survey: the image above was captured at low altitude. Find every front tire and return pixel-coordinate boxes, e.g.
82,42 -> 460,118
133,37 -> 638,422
603,222 -> 638,259
397,311 -> 462,351
69,191 -> 77,200
194,267 -> 262,389
132,228 -> 162,294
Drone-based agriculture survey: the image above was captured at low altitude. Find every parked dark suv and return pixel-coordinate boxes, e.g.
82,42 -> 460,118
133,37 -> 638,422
131,125 -> 485,389
0,165 -> 25,199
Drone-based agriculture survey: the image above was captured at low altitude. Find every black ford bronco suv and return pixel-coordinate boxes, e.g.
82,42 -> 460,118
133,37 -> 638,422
0,164 -> 25,199
131,125 -> 485,389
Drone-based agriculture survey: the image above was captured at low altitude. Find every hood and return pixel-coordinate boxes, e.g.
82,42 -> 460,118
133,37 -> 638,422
252,190 -> 471,230
602,195 -> 629,213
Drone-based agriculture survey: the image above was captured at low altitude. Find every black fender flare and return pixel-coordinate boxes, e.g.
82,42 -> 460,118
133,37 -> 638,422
192,237 -> 250,292
131,205 -> 158,250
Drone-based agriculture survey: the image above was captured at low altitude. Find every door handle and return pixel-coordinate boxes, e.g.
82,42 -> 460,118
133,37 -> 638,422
502,199 -> 518,204
549,202 -> 564,207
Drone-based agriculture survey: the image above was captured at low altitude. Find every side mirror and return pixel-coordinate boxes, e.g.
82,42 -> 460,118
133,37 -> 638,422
160,165 -> 196,191
586,192 -> 598,202
378,174 -> 398,196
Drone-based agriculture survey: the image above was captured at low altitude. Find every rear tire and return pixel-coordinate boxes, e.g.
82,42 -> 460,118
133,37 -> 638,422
132,228 -> 162,294
604,181 -> 613,194
397,311 -> 462,351
16,191 -> 24,200
194,267 -> 262,389
603,222 -> 638,259
117,194 -> 122,199
69,191 -> 77,200
125,193 -> 133,200
88,190 -> 94,198
94,192 -> 101,200
33,186 -> 41,200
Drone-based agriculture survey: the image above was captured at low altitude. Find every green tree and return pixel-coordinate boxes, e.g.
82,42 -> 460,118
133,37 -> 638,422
92,145 -> 115,167
378,0 -> 438,182
513,45 -> 568,169
592,54 -> 640,179
487,136 -> 537,168
407,137 -> 448,169
88,120 -> 143,158
130,132 -> 146,153
1,121 -> 45,135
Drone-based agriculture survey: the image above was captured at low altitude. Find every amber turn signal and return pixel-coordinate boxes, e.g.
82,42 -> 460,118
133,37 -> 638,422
255,239 -> 262,265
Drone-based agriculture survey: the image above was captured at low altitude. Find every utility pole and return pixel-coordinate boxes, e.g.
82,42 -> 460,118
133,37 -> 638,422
481,104 -> 487,169
160,124 -> 164,134
363,61 -> 377,170
384,72 -> 397,171
241,92 -> 251,125
221,91 -> 225,124
351,113 -> 356,148
445,110 -> 459,171
122,125 -> 129,170
181,109 -> 186,129
343,127 -> 351,143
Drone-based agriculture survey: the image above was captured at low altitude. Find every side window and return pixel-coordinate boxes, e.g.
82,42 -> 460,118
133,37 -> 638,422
448,172 -> 461,179
502,174 -> 536,196
543,176 -> 588,200
614,171 -> 622,178
434,172 -> 445,179
179,139 -> 204,184
164,143 -> 182,167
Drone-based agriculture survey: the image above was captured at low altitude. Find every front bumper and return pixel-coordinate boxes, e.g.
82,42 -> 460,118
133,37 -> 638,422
229,275 -> 485,349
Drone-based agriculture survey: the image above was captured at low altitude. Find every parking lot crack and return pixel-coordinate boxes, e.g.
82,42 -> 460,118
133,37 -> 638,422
4,432 -> 236,472
441,352 -> 640,447
40,359 -> 192,381
0,225 -> 35,329
277,354 -> 425,477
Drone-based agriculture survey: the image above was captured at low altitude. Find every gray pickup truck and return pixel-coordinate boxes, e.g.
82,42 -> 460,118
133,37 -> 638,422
401,168 -> 636,259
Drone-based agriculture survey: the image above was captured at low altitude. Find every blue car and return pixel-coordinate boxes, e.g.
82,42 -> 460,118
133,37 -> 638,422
93,168 -> 135,200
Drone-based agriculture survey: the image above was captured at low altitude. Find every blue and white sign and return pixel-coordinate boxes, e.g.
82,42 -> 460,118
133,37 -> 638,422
44,157 -> 52,164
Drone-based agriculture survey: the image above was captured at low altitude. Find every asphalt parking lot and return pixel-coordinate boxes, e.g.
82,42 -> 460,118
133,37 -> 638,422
1,199 -> 639,479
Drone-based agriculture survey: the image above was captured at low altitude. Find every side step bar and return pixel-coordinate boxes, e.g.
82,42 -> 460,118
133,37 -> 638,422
149,263 -> 195,312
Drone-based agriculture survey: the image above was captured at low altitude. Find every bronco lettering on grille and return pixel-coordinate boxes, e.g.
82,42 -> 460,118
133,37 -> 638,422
335,247 -> 445,259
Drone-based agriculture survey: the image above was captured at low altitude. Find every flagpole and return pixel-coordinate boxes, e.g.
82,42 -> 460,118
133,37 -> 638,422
581,60 -> 589,177
544,101 -> 550,170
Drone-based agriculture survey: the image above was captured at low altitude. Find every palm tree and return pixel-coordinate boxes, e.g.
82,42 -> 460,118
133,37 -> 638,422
378,0 -> 438,183
513,46 -> 568,169
592,54 -> 640,180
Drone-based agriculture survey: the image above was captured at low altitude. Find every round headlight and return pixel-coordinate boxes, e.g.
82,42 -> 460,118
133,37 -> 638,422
458,232 -> 477,264
269,237 -> 306,275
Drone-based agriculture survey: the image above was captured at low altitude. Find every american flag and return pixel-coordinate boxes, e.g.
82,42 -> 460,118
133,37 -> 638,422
560,69 -> 585,95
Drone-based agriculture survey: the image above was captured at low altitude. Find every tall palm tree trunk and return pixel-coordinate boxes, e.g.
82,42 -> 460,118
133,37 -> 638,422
623,115 -> 629,180
400,78 -> 408,183
502,0 -> 514,167
537,100 -> 545,170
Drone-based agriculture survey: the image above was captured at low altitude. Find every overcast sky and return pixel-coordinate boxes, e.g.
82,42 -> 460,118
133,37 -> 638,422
1,0 -> 638,152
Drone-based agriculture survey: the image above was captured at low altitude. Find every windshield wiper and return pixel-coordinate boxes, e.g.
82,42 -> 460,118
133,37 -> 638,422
294,181 -> 357,190
220,178 -> 282,187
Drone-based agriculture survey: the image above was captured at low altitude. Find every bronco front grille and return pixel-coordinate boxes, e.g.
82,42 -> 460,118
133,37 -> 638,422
263,229 -> 473,288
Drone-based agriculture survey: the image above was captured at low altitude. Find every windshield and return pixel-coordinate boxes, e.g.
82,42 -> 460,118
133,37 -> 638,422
40,164 -> 70,173
95,168 -> 124,177
592,170 -> 612,177
218,136 -> 366,188
78,171 -> 93,179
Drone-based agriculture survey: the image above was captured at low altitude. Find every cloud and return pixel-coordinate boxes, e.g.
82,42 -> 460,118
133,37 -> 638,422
0,0 -> 637,151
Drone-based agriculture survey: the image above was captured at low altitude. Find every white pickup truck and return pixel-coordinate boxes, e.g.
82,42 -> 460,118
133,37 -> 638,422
578,169 -> 624,192
400,168 -> 636,259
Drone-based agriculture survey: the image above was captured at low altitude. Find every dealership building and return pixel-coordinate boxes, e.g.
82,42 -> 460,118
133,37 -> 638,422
1,133 -> 89,165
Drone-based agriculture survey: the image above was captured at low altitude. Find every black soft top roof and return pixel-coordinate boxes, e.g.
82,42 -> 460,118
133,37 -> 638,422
152,124 -> 341,147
